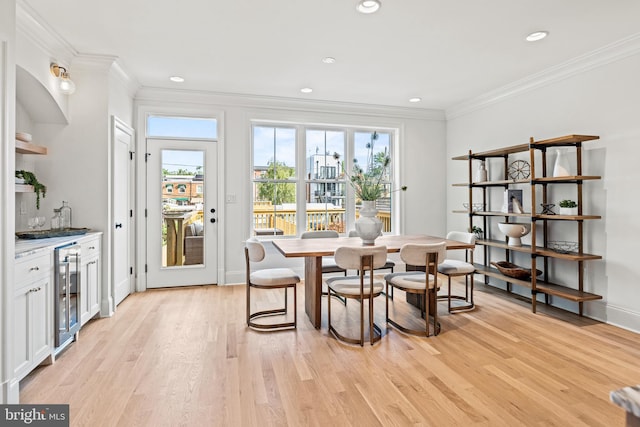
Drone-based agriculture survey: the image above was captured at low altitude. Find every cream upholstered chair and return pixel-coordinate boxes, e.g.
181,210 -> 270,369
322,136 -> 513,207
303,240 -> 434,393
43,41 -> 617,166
348,230 -> 396,273
437,231 -> 476,312
301,230 -> 347,304
384,242 -> 446,337
245,238 -> 300,330
325,245 -> 387,346
300,230 -> 346,274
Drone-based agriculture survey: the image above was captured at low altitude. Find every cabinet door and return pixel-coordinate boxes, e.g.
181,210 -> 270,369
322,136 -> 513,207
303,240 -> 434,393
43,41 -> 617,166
30,279 -> 51,364
80,257 -> 100,324
87,258 -> 101,318
13,286 -> 30,379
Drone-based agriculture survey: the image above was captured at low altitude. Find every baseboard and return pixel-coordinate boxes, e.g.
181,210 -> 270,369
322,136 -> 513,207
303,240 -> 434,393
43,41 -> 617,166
605,303 -> 640,334
1,379 -> 20,403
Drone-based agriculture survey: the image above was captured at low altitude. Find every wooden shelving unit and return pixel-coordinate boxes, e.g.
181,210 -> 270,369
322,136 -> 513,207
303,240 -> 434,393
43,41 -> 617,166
453,134 -> 602,315
15,184 -> 35,192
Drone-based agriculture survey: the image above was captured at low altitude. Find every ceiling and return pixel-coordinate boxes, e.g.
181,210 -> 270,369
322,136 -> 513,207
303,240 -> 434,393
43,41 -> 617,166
21,0 -> 640,110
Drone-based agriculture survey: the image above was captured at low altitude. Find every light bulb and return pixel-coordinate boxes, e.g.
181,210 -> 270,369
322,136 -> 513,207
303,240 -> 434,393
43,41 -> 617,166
59,71 -> 76,95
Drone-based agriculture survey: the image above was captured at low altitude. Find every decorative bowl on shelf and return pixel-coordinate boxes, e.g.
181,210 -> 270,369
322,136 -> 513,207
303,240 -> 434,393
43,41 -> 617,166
547,241 -> 579,254
491,261 -> 542,279
463,202 -> 485,212
497,222 -> 531,246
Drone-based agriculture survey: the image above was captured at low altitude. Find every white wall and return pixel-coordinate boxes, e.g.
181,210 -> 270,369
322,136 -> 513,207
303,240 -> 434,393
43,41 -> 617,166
446,51 -> 640,332
135,89 -> 447,285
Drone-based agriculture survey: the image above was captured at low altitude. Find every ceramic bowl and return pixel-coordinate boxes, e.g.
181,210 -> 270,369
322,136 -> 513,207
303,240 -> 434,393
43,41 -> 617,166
498,222 -> 531,246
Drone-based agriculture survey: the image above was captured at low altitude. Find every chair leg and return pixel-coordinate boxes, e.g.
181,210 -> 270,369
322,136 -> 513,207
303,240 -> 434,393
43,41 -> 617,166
246,283 -> 251,326
424,288 -> 430,337
293,283 -> 297,329
432,288 -> 439,336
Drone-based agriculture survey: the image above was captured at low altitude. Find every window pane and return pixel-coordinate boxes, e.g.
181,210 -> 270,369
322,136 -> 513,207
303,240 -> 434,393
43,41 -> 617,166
305,130 -> 345,232
252,126 -> 297,236
148,116 -> 217,139
354,131 -> 394,233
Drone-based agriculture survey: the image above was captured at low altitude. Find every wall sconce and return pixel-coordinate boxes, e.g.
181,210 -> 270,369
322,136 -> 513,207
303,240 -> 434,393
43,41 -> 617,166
50,63 -> 76,95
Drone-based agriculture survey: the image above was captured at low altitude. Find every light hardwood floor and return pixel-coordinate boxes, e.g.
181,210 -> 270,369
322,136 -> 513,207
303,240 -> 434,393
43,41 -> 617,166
20,281 -> 639,426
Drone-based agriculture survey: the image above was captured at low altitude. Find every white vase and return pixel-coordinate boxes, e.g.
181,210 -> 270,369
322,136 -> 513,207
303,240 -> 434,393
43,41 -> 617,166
355,200 -> 383,245
475,161 -> 488,182
553,148 -> 570,177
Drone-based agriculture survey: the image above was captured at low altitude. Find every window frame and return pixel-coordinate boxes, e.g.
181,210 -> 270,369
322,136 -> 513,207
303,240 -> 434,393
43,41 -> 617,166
251,122 -> 399,238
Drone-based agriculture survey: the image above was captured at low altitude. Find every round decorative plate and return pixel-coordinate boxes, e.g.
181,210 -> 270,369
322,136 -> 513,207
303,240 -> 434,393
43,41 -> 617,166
508,160 -> 531,180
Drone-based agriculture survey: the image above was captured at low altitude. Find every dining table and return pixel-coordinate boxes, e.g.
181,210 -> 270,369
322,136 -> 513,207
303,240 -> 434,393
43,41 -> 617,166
272,234 -> 475,329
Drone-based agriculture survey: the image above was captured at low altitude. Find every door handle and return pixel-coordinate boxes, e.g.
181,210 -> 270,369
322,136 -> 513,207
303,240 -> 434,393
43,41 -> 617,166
115,223 -> 123,229
210,218 -> 216,223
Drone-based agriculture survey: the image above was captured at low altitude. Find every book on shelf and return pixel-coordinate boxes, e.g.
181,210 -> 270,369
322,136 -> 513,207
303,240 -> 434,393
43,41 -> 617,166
502,189 -> 524,213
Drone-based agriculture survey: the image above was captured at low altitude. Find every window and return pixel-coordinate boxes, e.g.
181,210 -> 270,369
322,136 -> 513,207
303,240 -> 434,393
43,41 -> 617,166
251,124 -> 398,237
166,184 -> 173,194
196,185 -> 203,194
252,126 -> 297,236
177,184 -> 187,194
148,116 -> 217,139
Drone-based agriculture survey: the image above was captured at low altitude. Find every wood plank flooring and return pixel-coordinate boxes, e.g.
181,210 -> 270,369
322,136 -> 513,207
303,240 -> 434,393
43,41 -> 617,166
19,281 -> 640,426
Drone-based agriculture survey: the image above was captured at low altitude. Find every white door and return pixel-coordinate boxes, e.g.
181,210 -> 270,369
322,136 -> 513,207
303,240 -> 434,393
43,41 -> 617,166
112,118 -> 134,306
146,138 -> 218,287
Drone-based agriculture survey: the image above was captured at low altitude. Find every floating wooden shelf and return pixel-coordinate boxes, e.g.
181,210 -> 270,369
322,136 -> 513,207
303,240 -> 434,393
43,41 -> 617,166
15,184 -> 34,193
15,140 -> 47,155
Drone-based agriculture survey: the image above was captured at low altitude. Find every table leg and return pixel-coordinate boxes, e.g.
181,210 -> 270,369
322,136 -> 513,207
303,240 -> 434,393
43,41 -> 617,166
305,256 -> 323,329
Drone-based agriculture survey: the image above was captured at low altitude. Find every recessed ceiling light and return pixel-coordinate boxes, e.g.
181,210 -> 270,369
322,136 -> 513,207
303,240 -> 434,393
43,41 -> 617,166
356,0 -> 381,14
409,97 -> 422,103
322,57 -> 336,64
526,31 -> 548,42
300,87 -> 313,93
169,76 -> 185,83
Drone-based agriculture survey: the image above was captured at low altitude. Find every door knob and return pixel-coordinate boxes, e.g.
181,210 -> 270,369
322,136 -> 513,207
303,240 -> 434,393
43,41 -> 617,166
210,218 -> 216,223
210,208 -> 216,213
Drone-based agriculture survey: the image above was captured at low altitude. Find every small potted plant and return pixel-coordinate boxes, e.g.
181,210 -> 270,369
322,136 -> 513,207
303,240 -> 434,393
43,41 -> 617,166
15,170 -> 46,210
470,225 -> 483,239
559,199 -> 578,216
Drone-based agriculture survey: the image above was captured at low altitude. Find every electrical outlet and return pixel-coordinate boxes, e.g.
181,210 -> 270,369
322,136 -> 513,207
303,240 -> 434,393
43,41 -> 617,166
226,194 -> 237,203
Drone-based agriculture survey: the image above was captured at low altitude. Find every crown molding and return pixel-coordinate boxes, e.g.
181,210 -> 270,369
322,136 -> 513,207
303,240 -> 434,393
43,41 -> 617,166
16,0 -> 77,63
110,60 -> 141,99
136,86 -> 446,121
446,32 -> 640,120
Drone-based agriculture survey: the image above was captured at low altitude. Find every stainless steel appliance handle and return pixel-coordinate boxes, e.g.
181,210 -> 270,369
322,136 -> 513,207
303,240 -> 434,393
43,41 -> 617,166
65,260 -> 71,332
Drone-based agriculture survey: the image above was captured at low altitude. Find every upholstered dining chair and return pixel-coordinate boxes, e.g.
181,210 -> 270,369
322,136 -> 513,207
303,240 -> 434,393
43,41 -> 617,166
245,238 -> 300,330
325,245 -> 388,346
384,242 -> 446,337
301,230 -> 347,304
437,231 -> 476,312
348,230 -> 396,273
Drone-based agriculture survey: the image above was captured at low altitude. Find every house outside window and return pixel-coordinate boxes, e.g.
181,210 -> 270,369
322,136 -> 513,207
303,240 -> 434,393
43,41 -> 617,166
251,123 -> 397,237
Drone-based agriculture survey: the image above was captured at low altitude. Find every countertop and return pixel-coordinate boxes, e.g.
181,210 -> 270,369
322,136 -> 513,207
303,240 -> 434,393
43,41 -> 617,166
15,231 -> 103,259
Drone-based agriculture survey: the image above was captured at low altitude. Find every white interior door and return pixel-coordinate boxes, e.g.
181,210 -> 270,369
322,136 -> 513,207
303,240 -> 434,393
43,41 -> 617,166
146,138 -> 218,287
112,117 -> 134,306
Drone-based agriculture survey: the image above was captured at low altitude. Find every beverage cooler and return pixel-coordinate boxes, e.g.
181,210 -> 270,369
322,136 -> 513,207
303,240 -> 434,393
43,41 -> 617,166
54,242 -> 81,349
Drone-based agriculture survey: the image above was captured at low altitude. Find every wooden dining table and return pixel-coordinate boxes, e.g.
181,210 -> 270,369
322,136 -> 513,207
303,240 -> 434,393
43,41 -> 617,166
272,234 -> 475,329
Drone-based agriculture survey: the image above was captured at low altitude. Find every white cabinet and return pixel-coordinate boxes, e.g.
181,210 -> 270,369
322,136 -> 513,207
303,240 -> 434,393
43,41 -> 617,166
13,252 -> 53,381
80,235 -> 101,325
